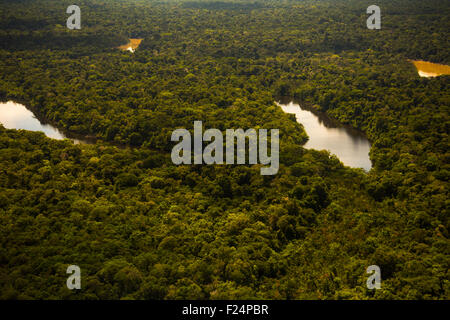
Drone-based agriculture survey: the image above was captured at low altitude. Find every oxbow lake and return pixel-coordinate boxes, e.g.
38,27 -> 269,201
277,100 -> 372,171
0,101 -> 91,144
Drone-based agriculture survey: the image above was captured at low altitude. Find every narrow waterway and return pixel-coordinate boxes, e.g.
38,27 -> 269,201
0,101 -> 92,144
277,99 -> 372,171
1,99 -> 372,170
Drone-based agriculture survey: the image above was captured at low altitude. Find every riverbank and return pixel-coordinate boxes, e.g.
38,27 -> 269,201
277,98 -> 372,171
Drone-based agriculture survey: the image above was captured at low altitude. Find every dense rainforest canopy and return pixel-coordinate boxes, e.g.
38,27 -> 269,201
0,0 -> 448,299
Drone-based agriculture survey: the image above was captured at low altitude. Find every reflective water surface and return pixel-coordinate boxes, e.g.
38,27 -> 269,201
1,99 -> 372,168
277,99 -> 372,171
0,101 -> 91,144
118,38 -> 143,53
410,60 -> 450,78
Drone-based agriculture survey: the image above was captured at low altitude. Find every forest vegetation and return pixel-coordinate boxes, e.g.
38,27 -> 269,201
0,0 -> 448,299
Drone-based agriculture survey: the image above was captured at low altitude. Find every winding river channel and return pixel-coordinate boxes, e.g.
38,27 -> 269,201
277,99 -> 372,171
0,101 -> 92,144
1,99 -> 372,170
3,58 -> 448,170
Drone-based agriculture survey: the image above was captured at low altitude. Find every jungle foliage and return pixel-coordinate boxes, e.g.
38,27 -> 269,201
0,0 -> 448,299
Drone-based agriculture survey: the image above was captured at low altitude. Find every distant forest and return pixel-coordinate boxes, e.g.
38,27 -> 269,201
0,0 -> 448,299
